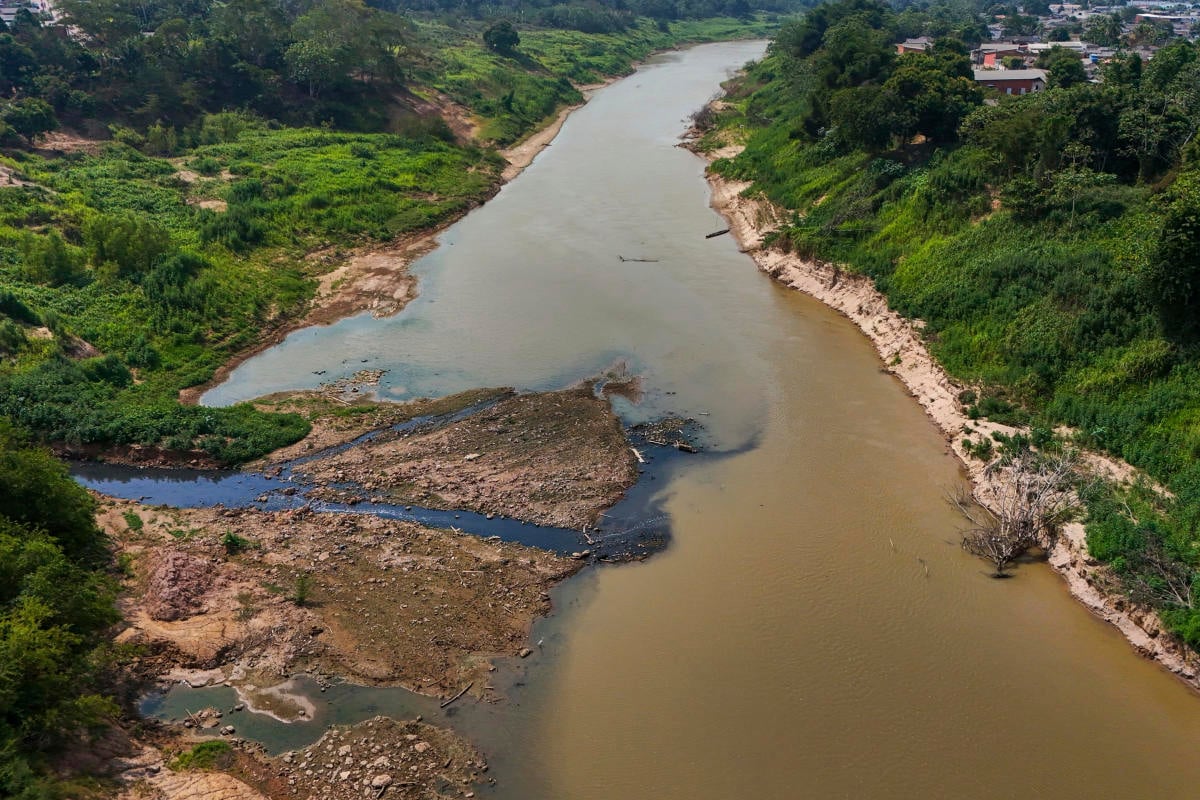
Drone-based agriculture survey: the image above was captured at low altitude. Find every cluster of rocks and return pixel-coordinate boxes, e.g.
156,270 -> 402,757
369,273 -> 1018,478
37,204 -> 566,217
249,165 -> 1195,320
257,717 -> 484,799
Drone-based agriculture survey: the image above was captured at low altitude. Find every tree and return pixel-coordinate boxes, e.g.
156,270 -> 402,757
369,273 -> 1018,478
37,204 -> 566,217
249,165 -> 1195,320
0,424 -> 118,796
0,34 -> 37,94
21,231 -> 85,287
0,422 -> 107,565
1002,12 -> 1039,36
1083,13 -> 1122,46
1147,172 -> 1200,339
879,45 -> 981,144
830,84 -> 893,151
84,214 -> 172,280
483,20 -> 520,55
285,37 -> 340,98
1036,44 -> 1087,88
1,98 -> 57,141
952,449 -> 1081,577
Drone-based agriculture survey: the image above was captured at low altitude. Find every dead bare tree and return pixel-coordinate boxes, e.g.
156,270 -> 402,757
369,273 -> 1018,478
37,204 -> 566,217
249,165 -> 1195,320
1126,537 -> 1196,611
949,449 -> 1082,578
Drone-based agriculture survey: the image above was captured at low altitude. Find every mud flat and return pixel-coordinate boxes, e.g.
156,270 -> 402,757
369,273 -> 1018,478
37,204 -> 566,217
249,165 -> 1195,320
101,497 -> 580,700
99,380 -> 644,799
292,386 -> 638,529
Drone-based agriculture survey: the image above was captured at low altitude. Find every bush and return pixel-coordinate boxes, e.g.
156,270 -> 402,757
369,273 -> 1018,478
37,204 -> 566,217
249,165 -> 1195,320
170,741 -> 233,771
221,530 -> 251,554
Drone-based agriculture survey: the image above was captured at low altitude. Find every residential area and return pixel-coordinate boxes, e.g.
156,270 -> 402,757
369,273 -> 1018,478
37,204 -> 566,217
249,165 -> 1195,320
899,0 -> 1200,94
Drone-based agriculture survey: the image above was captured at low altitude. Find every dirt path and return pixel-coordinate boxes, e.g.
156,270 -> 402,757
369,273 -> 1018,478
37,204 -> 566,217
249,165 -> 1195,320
698,141 -> 1200,691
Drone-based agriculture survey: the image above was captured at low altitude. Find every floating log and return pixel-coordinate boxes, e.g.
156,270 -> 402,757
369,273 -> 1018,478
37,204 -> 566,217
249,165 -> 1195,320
705,228 -> 730,239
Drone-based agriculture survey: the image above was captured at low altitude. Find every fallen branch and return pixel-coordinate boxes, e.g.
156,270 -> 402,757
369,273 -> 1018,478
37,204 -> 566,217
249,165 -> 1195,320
440,681 -> 473,708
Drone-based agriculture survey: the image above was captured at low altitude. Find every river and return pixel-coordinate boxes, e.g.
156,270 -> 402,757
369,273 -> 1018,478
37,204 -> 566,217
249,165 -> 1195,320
169,42 -> 1200,798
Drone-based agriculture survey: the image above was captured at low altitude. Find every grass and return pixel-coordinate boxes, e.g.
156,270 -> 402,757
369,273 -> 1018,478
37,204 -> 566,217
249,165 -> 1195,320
170,741 -> 233,771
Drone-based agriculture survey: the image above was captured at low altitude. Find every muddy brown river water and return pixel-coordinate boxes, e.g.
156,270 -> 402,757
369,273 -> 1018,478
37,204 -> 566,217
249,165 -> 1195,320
199,42 -> 1200,799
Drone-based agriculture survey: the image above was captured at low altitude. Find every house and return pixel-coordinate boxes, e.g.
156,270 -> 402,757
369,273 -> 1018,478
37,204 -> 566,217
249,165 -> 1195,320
896,37 -> 933,54
1027,42 -> 1088,57
972,68 -> 1048,94
974,42 -> 1030,66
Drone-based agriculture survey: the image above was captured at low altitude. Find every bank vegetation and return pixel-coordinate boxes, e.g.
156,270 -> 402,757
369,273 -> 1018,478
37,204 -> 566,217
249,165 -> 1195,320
700,0 -> 1200,653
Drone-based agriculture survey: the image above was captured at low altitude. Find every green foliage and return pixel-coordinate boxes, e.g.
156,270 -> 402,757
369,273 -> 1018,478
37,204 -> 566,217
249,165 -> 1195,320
121,511 -> 143,532
290,573 -> 313,606
483,20 -> 521,55
1,98 -> 57,141
21,231 -> 85,288
170,740 -> 233,771
1035,45 -> 1087,89
718,1 -> 1200,650
221,530 -> 252,555
0,424 -> 118,798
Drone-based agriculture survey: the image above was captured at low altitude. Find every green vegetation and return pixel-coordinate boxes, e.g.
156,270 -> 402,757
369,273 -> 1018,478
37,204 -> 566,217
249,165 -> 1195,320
0,0 -> 783,465
709,0 -> 1200,643
290,573 -> 314,606
169,740 -> 234,771
0,423 -> 119,799
221,530 -> 253,554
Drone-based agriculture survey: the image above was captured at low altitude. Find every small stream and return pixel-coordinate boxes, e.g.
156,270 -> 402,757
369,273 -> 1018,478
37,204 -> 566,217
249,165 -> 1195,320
74,393 -> 711,555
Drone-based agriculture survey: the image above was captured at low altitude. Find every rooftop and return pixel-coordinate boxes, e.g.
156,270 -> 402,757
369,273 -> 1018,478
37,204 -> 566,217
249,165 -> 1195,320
973,68 -> 1050,81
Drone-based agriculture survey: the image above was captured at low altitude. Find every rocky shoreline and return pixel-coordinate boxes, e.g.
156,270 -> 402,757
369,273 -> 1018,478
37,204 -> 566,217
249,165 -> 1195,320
694,140 -> 1200,692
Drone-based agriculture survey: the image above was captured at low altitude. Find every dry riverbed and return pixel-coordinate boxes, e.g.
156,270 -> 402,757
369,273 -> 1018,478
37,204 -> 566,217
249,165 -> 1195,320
102,499 -> 574,799
102,381 -> 642,799
117,717 -> 485,800
290,386 -> 638,529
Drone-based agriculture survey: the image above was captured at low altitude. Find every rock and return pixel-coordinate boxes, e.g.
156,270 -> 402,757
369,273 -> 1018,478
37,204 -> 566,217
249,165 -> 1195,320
338,745 -> 352,757
518,647 -> 532,658
220,725 -> 235,735
145,551 -> 215,621
412,742 -> 430,754
371,774 -> 392,788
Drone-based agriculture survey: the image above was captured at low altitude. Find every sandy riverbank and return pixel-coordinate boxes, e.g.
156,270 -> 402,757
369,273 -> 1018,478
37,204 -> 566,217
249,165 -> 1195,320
697,142 -> 1200,691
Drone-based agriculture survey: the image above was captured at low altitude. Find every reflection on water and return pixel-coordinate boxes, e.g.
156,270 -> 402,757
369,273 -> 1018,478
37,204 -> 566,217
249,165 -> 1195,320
162,41 -> 1200,800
